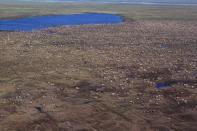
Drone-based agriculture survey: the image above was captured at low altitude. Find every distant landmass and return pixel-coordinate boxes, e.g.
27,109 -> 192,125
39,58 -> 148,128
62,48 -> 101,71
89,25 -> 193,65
1,0 -> 197,4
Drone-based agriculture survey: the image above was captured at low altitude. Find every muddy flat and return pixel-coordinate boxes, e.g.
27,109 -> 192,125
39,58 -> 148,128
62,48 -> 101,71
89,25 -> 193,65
0,20 -> 197,131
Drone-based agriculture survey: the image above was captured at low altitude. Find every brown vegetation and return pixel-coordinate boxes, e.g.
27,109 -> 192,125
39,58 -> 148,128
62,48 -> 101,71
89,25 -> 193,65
0,20 -> 197,131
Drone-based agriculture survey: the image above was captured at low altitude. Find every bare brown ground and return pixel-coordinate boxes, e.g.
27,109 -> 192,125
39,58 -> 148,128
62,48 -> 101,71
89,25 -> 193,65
0,21 -> 197,131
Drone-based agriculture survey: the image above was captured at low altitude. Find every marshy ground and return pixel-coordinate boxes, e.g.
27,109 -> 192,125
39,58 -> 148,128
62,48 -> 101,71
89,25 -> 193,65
0,19 -> 197,130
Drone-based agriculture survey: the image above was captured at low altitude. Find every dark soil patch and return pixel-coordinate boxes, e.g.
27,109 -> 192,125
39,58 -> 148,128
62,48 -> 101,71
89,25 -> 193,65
75,81 -> 104,93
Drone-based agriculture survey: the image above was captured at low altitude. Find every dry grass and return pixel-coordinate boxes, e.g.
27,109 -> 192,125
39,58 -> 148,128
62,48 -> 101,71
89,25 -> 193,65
1,3 -> 197,20
0,21 -> 197,130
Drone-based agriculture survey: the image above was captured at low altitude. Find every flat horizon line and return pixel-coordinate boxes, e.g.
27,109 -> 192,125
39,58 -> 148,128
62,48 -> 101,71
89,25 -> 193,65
1,1 -> 197,6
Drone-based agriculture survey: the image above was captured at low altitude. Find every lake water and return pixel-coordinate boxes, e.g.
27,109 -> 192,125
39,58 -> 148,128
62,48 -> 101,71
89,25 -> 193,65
0,13 -> 123,31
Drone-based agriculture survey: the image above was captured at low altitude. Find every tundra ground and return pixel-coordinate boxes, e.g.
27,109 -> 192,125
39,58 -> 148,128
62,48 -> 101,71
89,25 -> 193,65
0,20 -> 197,130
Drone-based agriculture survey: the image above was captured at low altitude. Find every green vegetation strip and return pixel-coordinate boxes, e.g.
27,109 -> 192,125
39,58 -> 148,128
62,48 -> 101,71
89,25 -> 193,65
0,3 -> 197,20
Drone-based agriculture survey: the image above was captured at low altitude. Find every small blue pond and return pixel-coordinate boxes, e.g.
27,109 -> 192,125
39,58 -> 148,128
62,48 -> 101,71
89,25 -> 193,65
0,13 -> 123,31
155,82 -> 171,89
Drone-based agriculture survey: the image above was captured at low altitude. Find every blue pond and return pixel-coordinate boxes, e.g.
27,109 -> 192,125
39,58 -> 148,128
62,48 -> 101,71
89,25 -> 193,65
155,82 -> 171,89
0,13 -> 123,31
